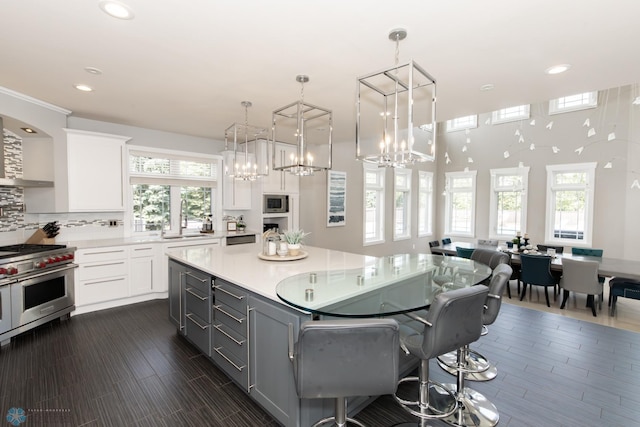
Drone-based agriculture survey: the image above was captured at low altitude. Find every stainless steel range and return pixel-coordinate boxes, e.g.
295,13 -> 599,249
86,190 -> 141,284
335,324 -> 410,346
0,244 -> 77,346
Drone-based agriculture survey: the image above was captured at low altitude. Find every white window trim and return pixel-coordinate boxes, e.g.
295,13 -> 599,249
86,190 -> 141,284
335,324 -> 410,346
489,166 -> 529,239
363,163 -> 386,246
544,162 -> 597,246
444,170 -> 477,238
491,105 -> 531,125
548,91 -> 598,115
418,171 -> 434,237
125,145 -> 223,237
446,115 -> 478,132
393,168 -> 412,241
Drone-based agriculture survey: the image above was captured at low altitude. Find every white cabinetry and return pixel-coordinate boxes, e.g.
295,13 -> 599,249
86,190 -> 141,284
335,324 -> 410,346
222,151 -> 253,210
65,129 -> 130,212
129,244 -> 160,296
262,142 -> 299,194
75,247 -> 129,310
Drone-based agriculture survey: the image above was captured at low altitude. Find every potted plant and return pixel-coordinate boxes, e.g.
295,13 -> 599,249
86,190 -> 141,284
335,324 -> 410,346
282,229 -> 310,256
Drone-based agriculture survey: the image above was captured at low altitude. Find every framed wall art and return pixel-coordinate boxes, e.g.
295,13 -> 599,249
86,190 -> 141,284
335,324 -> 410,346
327,170 -> 346,227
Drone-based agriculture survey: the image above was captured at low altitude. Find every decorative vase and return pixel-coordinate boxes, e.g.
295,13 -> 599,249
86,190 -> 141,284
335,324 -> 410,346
288,243 -> 301,256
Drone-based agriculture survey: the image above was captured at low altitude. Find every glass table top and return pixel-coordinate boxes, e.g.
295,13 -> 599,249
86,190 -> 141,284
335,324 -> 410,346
276,253 -> 492,317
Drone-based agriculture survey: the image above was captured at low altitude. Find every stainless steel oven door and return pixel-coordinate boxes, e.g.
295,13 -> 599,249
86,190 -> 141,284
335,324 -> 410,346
0,284 -> 11,335
10,264 -> 76,328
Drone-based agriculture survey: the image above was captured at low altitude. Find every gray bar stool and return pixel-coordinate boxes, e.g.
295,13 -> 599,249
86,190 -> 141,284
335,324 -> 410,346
393,285 -> 489,424
439,264 -> 512,427
289,318 -> 400,427
437,263 -> 512,381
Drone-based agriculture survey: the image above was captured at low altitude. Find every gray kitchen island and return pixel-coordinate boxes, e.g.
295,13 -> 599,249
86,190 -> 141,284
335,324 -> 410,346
166,242 -> 424,426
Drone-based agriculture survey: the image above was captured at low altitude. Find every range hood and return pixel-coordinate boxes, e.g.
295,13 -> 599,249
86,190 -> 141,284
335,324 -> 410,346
0,116 -> 53,188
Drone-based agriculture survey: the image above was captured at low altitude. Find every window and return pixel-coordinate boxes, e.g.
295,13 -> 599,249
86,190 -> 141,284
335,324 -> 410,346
446,115 -> 478,132
363,164 -> 385,245
545,163 -> 596,246
489,167 -> 529,238
444,171 -> 477,237
491,105 -> 531,124
418,171 -> 433,237
393,169 -> 412,240
128,146 -> 222,235
549,91 -> 598,115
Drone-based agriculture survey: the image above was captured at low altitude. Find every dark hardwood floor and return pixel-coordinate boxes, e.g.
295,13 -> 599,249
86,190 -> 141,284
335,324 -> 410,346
2,297 -> 640,426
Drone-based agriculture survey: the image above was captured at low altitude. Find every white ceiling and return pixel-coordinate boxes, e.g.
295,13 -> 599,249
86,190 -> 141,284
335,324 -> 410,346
1,0 -> 639,143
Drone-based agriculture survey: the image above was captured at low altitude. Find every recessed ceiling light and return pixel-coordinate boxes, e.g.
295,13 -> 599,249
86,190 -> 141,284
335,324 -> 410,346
480,84 -> 494,91
98,0 -> 134,20
545,64 -> 571,75
84,66 -> 103,75
74,84 -> 94,92
21,127 -> 37,134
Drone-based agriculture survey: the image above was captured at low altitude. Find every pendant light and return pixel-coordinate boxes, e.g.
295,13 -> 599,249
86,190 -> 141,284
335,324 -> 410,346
272,75 -> 332,176
224,101 -> 269,181
356,28 -> 437,167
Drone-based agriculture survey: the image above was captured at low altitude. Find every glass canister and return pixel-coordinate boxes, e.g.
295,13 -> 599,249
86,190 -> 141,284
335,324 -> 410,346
262,230 -> 280,256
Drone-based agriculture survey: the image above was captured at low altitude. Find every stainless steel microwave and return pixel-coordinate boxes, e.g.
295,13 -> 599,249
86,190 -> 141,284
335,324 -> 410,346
263,194 -> 289,213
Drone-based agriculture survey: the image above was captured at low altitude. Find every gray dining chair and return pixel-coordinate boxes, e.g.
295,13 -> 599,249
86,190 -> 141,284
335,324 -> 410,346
289,318 -> 400,427
560,258 -> 603,316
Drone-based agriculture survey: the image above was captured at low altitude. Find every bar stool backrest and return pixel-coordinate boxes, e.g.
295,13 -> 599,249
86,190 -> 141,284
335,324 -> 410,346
483,264 -> 513,325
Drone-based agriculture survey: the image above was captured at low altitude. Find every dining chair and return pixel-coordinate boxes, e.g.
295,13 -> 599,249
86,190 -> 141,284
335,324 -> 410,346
537,244 -> 564,254
428,240 -> 440,248
289,318 -> 400,427
441,237 -> 452,245
609,277 -> 640,316
571,247 -> 603,257
455,247 -> 475,259
519,253 -> 558,307
477,239 -> 499,246
559,258 -> 603,316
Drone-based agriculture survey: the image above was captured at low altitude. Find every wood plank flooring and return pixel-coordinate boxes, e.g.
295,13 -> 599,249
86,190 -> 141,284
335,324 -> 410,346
1,293 -> 640,426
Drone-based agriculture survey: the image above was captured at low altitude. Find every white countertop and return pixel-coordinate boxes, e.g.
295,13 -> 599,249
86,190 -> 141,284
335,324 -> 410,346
166,242 -> 376,302
64,230 -> 258,250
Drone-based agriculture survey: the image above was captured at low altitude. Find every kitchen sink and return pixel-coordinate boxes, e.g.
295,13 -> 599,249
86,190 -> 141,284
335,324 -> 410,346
162,234 -> 207,240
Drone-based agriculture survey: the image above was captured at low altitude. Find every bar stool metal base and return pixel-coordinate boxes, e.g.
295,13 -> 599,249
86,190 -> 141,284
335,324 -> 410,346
311,397 -> 366,427
437,349 -> 497,382
441,384 -> 499,427
394,377 -> 458,420
392,420 -> 451,427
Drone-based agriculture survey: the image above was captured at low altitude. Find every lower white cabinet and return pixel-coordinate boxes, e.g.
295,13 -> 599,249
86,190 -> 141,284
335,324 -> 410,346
129,244 -> 160,296
75,247 -> 129,308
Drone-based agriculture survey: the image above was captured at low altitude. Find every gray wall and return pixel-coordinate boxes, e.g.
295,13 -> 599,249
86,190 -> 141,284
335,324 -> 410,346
302,84 -> 640,260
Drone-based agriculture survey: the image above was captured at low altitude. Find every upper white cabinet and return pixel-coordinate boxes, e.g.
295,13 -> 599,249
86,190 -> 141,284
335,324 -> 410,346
262,141 -> 299,194
65,129 -> 130,212
222,150 -> 252,210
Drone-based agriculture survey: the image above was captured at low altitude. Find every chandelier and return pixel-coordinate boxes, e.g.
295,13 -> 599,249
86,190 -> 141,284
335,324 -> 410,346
356,29 -> 437,167
224,101 -> 269,181
272,75 -> 332,176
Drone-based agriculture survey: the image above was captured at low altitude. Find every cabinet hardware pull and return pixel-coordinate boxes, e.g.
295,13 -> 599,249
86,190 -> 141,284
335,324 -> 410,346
214,305 -> 244,323
213,347 -> 246,372
84,261 -> 125,269
86,277 -> 125,286
186,313 -> 209,330
213,285 -> 244,300
213,324 -> 246,345
185,271 -> 207,283
185,287 -> 208,301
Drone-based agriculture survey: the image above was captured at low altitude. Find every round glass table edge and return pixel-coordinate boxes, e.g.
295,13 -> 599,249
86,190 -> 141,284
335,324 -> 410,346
275,254 -> 492,318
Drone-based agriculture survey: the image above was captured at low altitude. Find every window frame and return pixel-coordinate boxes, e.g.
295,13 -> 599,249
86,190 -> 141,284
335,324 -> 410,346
444,170 -> 477,238
489,167 -> 530,239
125,145 -> 223,237
491,105 -> 531,125
393,168 -> 412,241
418,171 -> 434,237
548,91 -> 598,115
544,162 -> 597,246
446,115 -> 478,132
363,163 -> 386,246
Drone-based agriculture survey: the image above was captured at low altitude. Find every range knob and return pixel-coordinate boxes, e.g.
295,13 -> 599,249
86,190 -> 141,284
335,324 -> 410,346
47,257 -> 55,264
7,267 -> 18,275
35,260 -> 47,268
0,267 -> 7,275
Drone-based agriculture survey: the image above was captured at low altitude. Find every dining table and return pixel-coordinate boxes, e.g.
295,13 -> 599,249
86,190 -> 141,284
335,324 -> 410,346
430,242 -> 640,281
275,253 -> 492,317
